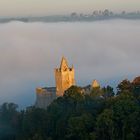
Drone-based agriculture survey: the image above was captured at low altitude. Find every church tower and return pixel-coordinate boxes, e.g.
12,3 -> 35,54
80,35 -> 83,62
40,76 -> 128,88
55,57 -> 75,96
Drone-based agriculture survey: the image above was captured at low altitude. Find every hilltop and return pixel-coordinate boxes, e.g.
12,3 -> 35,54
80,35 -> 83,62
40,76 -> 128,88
0,10 -> 140,23
0,76 -> 140,140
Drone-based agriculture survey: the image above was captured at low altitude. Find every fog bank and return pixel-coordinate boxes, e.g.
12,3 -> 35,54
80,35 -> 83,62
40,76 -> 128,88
0,20 -> 140,108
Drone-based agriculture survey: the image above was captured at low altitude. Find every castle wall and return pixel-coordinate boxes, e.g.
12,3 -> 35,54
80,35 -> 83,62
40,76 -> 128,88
55,69 -> 63,96
35,88 -> 56,109
35,57 -> 76,109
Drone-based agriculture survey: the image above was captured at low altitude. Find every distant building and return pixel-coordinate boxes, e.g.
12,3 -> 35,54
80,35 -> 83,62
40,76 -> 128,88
91,80 -> 100,89
35,87 -> 56,108
82,80 -> 100,94
35,57 -> 76,108
55,57 -> 76,96
35,57 -> 100,108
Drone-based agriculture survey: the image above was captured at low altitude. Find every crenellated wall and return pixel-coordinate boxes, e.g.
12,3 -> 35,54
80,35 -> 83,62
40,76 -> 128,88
35,87 -> 56,108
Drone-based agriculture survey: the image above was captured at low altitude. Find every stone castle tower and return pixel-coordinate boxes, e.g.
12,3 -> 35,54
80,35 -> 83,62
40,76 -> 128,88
55,57 -> 75,96
35,56 -> 101,108
91,80 -> 100,88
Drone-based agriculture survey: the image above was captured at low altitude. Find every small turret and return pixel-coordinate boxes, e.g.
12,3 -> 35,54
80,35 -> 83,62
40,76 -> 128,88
91,80 -> 100,89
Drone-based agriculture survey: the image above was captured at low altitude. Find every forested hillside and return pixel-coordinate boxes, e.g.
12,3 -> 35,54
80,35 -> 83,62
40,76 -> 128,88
1,78 -> 140,140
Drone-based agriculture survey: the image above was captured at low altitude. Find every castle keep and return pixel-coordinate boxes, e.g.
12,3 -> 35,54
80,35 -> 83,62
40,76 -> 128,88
35,57 -> 100,108
35,57 -> 76,108
55,57 -> 75,96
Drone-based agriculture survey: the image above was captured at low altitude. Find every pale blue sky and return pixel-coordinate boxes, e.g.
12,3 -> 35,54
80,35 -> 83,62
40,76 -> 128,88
0,0 -> 140,16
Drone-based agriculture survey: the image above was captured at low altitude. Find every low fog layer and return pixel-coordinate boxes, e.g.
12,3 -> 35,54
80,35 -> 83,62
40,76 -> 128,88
0,20 -> 140,108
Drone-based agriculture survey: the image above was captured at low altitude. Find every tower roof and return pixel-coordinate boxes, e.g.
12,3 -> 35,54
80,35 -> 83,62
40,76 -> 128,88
91,80 -> 100,88
60,57 -> 69,70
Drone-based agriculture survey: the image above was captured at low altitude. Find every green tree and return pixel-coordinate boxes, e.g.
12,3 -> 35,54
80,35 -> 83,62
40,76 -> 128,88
96,109 -> 114,140
90,87 -> 103,97
111,94 -> 139,140
102,85 -> 115,99
0,103 -> 19,140
20,107 -> 48,140
132,77 -> 140,98
117,79 -> 133,95
64,86 -> 84,101
67,113 -> 95,140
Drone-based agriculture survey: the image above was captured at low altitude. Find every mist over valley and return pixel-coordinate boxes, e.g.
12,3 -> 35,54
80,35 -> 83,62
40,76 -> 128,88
0,19 -> 140,108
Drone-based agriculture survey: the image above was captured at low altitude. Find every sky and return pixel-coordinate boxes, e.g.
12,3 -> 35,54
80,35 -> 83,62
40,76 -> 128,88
0,20 -> 140,108
0,0 -> 140,16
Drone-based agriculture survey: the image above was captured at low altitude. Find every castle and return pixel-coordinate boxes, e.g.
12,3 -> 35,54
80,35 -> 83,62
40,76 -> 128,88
55,57 -> 76,96
35,57 -> 100,108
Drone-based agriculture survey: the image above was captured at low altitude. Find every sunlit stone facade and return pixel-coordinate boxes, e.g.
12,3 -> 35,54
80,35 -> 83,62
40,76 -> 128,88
35,87 -> 56,108
35,57 -> 100,108
54,57 -> 76,96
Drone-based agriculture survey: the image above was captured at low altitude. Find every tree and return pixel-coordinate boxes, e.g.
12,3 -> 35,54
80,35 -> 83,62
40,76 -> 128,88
67,113 -> 95,140
96,109 -> 114,140
0,103 -> 19,140
64,86 -> 84,101
132,77 -> 140,98
117,79 -> 133,95
111,94 -> 139,140
102,86 -> 115,99
103,9 -> 110,16
20,107 -> 48,140
90,87 -> 103,97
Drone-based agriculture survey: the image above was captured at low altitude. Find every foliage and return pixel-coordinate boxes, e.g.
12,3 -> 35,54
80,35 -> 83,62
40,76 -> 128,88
0,103 -> 19,140
102,85 -> 115,99
0,80 -> 140,140
117,79 -> 133,95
